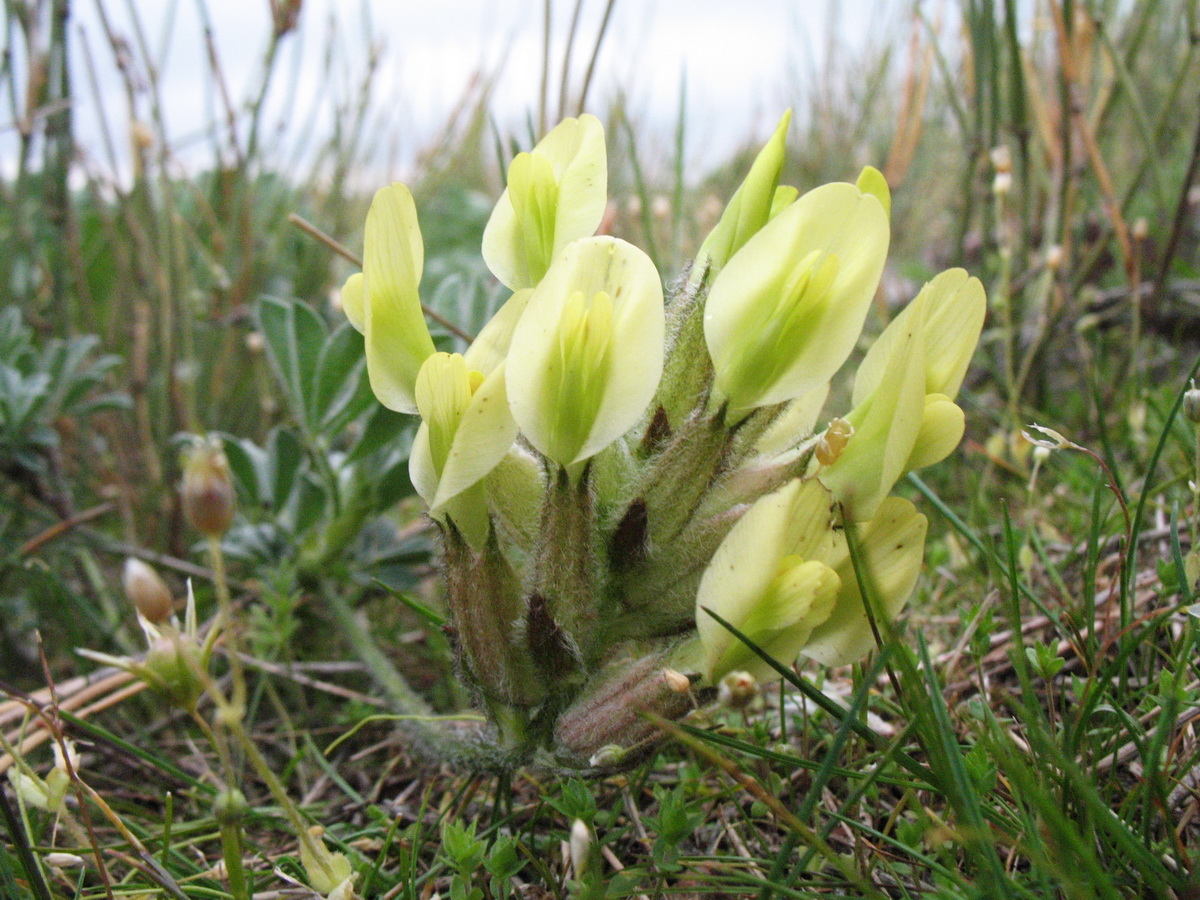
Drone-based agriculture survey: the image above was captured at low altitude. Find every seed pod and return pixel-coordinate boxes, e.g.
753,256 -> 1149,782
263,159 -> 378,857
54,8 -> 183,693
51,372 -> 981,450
123,558 -> 173,624
1183,382 -> 1200,425
182,438 -> 236,537
214,788 -> 248,826
718,670 -> 761,709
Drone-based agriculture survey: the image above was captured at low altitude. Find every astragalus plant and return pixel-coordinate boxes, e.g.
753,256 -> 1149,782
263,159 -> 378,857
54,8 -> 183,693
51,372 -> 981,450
338,112 -> 985,771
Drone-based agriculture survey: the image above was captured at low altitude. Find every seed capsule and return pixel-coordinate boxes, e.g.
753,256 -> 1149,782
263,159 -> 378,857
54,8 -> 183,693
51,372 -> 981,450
123,558 -> 173,624
182,437 -> 236,537
1183,381 -> 1200,425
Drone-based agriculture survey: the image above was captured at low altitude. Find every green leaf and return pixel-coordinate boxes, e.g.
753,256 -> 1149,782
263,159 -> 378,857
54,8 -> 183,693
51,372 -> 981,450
266,426 -> 306,512
220,434 -> 269,509
256,295 -> 330,432
313,320 -> 372,434
347,403 -> 409,464
289,474 -> 328,536
374,450 -> 416,509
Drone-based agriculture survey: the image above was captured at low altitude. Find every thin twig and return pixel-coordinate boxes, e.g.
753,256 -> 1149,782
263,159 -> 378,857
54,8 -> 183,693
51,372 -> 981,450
19,501 -> 115,556
1148,97 -> 1200,313
576,0 -> 617,114
287,213 -> 475,343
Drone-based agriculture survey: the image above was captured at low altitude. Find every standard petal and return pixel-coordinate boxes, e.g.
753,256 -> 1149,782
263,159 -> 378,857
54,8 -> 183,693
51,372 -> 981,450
545,114 -> 608,258
507,236 -> 664,466
704,181 -> 890,414
481,115 -> 607,290
855,268 -> 986,404
363,184 -> 436,413
803,497 -> 927,667
694,110 -> 791,276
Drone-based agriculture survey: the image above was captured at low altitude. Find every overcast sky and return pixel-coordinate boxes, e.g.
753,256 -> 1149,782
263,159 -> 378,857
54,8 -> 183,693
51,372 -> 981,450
14,0 -> 911,181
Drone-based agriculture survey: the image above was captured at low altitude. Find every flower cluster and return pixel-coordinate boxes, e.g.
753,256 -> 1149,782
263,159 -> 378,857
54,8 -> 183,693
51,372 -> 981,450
340,112 -> 985,767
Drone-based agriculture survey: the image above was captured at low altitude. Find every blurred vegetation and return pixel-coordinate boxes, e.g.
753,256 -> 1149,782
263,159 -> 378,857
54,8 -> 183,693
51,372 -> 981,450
1,0 -> 1199,897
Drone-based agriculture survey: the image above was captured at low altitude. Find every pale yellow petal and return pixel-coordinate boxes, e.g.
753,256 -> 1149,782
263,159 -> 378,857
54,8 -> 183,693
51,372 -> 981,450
695,478 -> 837,675
431,364 -> 518,510
482,115 -> 607,290
694,110 -> 792,275
904,394 -> 965,471
855,166 -> 891,218
704,181 -> 890,414
408,420 -> 439,506
507,236 -> 664,466
803,497 -> 927,667
820,314 -> 927,521
340,272 -> 365,333
705,558 -> 840,682
463,289 -> 533,375
855,268 -> 985,404
363,184 -> 436,413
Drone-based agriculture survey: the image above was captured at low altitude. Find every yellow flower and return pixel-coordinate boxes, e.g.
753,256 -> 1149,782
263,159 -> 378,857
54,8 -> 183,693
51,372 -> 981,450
694,478 -> 926,680
341,183 -> 436,414
482,114 -> 608,290
703,175 -> 890,417
409,352 -> 517,547
693,110 -> 792,278
506,236 -> 664,468
818,268 -> 985,520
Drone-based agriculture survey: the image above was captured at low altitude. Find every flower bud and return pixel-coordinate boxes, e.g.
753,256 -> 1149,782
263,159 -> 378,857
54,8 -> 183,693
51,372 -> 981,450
130,119 -> 155,151
214,787 -> 249,826
718,670 -> 761,709
588,745 -> 628,768
569,819 -> 593,877
990,145 -> 1012,174
45,853 -> 86,869
662,668 -> 692,694
299,825 -> 354,896
53,738 -> 79,776
693,110 -> 792,277
1183,381 -> 1200,424
123,558 -> 173,624
182,438 -> 236,537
